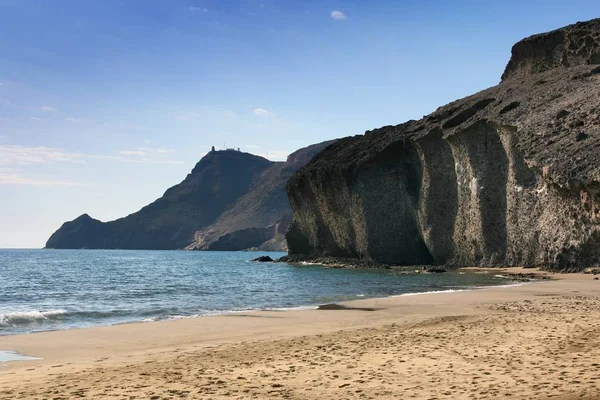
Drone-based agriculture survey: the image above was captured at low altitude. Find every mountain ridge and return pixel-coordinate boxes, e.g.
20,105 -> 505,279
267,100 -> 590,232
46,140 -> 335,250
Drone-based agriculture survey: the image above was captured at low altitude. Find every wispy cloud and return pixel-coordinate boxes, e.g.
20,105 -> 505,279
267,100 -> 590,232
0,142 -> 183,186
0,145 -> 85,166
189,6 -> 208,12
119,147 -> 175,157
0,145 -> 182,167
41,105 -> 57,112
119,150 -> 145,156
0,170 -> 88,187
65,117 -> 83,122
331,10 -> 346,20
253,107 -> 275,117
0,117 -> 12,122
30,117 -> 41,121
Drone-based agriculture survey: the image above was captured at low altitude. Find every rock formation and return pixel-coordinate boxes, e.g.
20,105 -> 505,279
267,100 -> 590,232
185,141 -> 335,251
46,141 -> 334,250
285,19 -> 600,271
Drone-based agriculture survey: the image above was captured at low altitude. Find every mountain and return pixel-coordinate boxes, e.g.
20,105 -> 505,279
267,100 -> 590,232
186,140 -> 336,251
46,140 -> 335,250
285,18 -> 600,271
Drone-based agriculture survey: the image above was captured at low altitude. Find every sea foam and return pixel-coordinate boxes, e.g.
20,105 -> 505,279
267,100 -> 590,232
0,310 -> 68,327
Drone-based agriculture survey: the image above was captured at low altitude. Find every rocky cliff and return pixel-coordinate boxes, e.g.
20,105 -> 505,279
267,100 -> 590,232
46,141 -> 334,250
285,19 -> 600,271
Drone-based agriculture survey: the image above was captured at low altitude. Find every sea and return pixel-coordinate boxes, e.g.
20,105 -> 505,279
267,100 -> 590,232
0,249 -> 518,336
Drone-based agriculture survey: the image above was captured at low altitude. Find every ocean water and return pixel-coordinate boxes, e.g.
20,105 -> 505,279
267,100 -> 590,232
0,249 -> 516,336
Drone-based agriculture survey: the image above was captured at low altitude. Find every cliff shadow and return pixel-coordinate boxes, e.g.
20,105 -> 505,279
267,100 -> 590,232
353,140 -> 433,265
414,129 -> 458,264
447,120 -> 509,264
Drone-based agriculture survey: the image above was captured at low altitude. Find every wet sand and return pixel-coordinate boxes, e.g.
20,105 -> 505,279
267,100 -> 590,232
1,268 -> 600,399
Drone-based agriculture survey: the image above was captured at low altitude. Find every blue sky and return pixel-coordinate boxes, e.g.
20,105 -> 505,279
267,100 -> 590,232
1,0 -> 598,248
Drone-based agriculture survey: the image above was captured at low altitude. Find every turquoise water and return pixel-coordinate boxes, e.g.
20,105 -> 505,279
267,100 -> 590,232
0,249 -> 515,335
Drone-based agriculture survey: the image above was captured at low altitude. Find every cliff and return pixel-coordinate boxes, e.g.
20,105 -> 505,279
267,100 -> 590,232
285,18 -> 600,271
46,141 -> 334,250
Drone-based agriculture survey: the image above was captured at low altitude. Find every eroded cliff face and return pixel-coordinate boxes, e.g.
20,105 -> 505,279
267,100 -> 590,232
286,18 -> 600,271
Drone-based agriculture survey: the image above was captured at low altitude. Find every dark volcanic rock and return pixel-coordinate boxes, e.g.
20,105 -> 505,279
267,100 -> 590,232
286,18 -> 600,272
252,256 -> 274,262
186,141 -> 335,251
502,19 -> 600,81
46,141 -> 335,251
47,150 -> 272,249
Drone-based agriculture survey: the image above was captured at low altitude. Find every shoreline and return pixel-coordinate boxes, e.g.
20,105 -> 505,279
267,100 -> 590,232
0,268 -> 523,339
1,268 -> 599,399
0,269 -> 600,400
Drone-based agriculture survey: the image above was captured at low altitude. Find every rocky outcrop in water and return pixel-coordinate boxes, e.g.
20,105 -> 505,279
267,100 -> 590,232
286,19 -> 600,271
46,141 -> 335,250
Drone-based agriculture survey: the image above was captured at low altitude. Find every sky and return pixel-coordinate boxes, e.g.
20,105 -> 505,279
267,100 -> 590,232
1,0 -> 599,248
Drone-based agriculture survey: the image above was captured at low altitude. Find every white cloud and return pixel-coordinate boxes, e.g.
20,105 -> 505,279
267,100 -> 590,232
0,144 -> 184,187
142,147 -> 174,154
253,107 -> 275,117
331,10 -> 346,20
30,117 -> 41,121
189,6 -> 208,12
225,111 -> 237,119
65,117 -> 82,122
41,105 -> 57,112
119,147 -> 175,157
119,150 -> 146,156
0,145 -> 85,166
0,117 -> 12,122
0,171 -> 88,187
0,145 -> 181,168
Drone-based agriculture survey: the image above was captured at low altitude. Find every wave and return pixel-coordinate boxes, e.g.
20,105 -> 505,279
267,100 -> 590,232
393,282 -> 530,297
0,309 -> 141,328
135,305 -> 320,324
0,310 -> 68,326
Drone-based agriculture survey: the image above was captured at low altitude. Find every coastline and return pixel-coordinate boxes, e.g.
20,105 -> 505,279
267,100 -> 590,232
1,268 -> 600,399
0,265 -> 517,337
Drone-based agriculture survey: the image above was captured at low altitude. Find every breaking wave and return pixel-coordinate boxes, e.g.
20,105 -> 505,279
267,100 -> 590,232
0,310 -> 68,327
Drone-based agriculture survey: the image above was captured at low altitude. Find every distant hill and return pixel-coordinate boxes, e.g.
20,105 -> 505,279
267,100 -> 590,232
45,140 -> 335,251
186,140 -> 335,251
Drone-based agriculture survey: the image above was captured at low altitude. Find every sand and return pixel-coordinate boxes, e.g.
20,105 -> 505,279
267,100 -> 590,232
1,268 -> 600,399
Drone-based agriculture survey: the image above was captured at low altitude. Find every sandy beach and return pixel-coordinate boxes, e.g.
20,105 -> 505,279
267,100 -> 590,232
1,268 -> 600,399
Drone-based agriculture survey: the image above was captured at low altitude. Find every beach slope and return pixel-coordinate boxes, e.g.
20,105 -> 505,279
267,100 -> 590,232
1,271 -> 600,399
